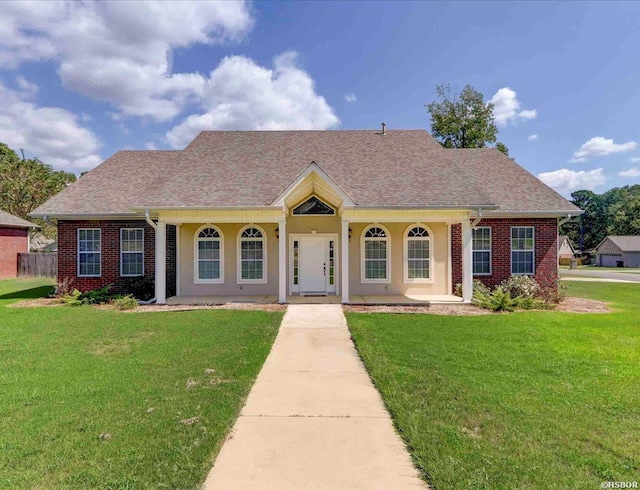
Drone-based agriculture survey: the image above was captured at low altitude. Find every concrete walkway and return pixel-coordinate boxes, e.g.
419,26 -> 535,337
203,304 -> 426,490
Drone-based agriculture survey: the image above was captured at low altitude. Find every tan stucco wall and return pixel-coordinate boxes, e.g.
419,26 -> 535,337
176,219 -> 451,298
179,222 -> 279,296
348,222 -> 450,296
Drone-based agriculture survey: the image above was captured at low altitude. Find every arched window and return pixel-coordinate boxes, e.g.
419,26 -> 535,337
361,225 -> 390,282
238,225 -> 267,284
195,225 -> 223,283
404,224 -> 432,283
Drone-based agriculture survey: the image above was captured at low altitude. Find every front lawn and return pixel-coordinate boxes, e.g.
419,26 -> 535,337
0,279 -> 282,489
347,282 -> 640,489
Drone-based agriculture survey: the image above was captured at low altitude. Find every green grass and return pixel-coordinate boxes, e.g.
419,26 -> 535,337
347,282 -> 640,489
0,278 -> 282,489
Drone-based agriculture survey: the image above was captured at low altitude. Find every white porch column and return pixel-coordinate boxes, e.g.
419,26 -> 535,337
155,220 -> 167,304
341,220 -> 350,303
278,219 -> 287,303
461,219 -> 473,303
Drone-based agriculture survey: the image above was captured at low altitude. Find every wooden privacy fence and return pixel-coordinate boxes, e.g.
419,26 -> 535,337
17,252 -> 57,278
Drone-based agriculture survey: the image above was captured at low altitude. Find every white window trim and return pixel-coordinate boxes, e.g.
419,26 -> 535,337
403,223 -> 434,284
77,228 -> 101,277
472,226 -> 492,276
291,194 -> 336,217
361,223 -> 391,284
120,228 -> 144,277
510,226 -> 536,275
237,224 -> 268,285
194,224 -> 224,284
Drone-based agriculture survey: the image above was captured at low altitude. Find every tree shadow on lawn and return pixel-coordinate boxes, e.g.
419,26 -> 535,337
0,285 -> 54,301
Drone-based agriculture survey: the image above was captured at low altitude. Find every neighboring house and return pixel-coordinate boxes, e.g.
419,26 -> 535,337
0,210 -> 38,279
594,236 -> 640,267
31,129 -> 581,303
558,235 -> 576,259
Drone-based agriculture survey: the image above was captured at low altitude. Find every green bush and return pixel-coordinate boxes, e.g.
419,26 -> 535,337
60,289 -> 84,306
473,287 -> 520,312
79,285 -> 113,305
121,276 -> 154,301
112,295 -> 138,311
500,275 -> 540,298
60,285 -> 116,307
454,279 -> 490,298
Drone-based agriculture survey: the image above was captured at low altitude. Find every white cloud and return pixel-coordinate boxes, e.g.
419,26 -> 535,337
0,1 -> 253,121
344,93 -> 357,103
489,87 -> 537,126
166,52 -> 340,148
537,168 -> 606,196
619,168 -> 640,178
629,157 -> 640,163
528,134 -> 538,141
0,82 -> 101,171
570,136 -> 637,163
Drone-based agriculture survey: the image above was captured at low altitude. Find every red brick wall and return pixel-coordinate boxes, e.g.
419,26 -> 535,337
0,227 -> 28,279
452,218 -> 558,289
58,220 -> 155,293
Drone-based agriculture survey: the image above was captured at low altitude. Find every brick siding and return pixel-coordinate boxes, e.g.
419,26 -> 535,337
0,227 -> 28,279
452,218 -> 558,289
58,220 -> 156,293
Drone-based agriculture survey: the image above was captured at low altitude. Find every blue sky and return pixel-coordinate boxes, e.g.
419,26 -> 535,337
1,1 -> 640,197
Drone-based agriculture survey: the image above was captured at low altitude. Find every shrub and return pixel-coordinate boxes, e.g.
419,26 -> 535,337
536,272 -> 565,305
53,277 -> 75,298
121,276 -> 155,301
500,275 -> 540,299
60,289 -> 83,306
454,279 -> 490,298
473,286 -> 520,312
79,285 -> 113,305
112,295 -> 138,311
60,285 -> 116,306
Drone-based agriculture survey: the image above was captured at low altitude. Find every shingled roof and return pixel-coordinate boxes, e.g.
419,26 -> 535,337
32,151 -> 180,216
32,130 -> 580,217
0,209 -> 38,228
598,236 -> 640,252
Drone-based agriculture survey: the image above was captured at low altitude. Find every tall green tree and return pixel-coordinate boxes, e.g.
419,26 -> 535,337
0,143 -> 76,237
427,84 -> 508,152
561,185 -> 640,251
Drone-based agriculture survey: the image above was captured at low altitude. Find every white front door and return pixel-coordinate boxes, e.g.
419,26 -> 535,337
299,236 -> 327,294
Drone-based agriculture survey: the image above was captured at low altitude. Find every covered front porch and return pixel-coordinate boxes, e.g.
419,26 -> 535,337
149,164 -> 477,305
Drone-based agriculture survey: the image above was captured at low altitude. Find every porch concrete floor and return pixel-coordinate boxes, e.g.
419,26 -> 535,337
166,294 -> 462,305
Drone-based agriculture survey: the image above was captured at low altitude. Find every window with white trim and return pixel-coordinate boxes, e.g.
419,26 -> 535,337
239,226 -> 266,282
78,229 -> 101,277
362,226 -> 389,281
511,226 -> 535,275
120,228 -> 144,276
472,227 -> 491,275
196,226 -> 223,282
404,225 -> 431,281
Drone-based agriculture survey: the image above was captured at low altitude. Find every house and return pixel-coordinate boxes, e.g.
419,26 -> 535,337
31,129 -> 581,303
594,236 -> 640,267
558,235 -> 576,259
0,210 -> 38,279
